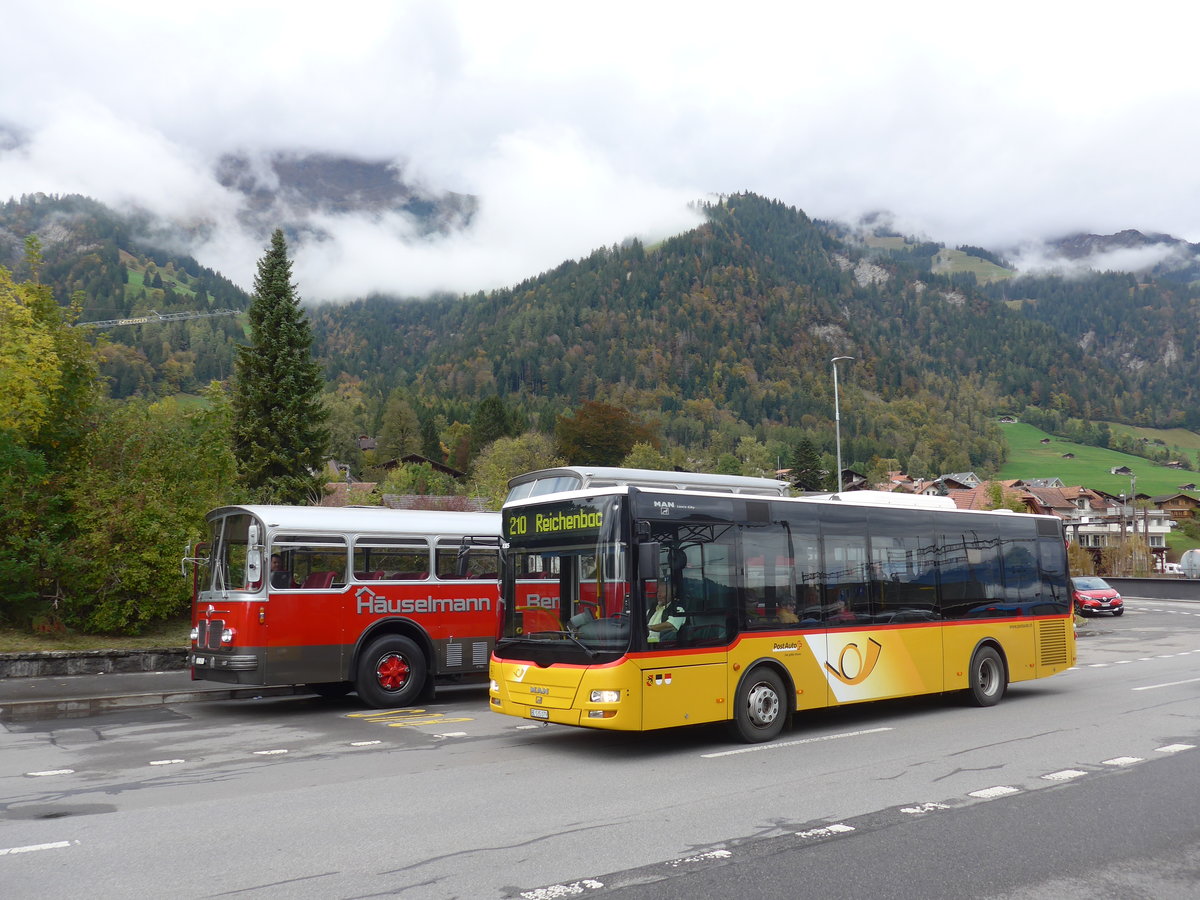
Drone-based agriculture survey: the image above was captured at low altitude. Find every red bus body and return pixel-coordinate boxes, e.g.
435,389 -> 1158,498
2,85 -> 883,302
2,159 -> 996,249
188,505 -> 501,707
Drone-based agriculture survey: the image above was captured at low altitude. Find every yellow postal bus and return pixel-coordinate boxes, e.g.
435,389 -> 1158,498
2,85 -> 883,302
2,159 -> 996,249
489,482 -> 1075,742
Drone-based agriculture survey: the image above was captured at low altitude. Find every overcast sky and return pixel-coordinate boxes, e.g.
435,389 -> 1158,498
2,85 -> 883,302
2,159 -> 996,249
3,1 -> 1198,300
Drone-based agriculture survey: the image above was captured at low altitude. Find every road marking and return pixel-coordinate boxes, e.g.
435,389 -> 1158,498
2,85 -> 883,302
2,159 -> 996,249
1102,757 -> 1143,766
969,786 -> 1020,799
1156,744 -> 1196,754
253,749 -> 288,755
520,878 -> 604,899
149,759 -> 185,766
26,769 -> 73,777
701,727 -> 892,758
901,802 -> 950,815
349,740 -> 381,746
797,823 -> 855,838
1132,677 -> 1200,692
667,849 -> 732,867
1042,769 -> 1088,781
0,841 -> 72,856
348,709 -> 475,728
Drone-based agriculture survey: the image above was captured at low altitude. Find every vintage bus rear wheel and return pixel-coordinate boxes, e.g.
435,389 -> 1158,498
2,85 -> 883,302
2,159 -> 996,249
968,645 -> 1006,707
733,667 -> 787,742
357,635 -> 427,708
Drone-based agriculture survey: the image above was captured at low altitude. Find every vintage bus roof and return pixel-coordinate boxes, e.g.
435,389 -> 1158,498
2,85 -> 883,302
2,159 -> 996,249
505,466 -> 791,502
207,505 -> 500,537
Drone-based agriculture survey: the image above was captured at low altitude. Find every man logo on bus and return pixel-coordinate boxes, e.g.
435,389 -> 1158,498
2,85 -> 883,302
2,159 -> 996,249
825,638 -> 883,686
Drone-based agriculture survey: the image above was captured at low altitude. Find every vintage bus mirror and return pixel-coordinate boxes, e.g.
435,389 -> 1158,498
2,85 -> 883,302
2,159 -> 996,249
245,548 -> 262,585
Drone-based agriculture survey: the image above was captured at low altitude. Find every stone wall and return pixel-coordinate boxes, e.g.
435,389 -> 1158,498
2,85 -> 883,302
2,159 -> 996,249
0,648 -> 187,678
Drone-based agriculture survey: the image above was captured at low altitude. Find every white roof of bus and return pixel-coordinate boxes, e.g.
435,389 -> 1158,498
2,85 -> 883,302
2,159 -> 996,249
208,505 -> 500,536
506,466 -> 791,498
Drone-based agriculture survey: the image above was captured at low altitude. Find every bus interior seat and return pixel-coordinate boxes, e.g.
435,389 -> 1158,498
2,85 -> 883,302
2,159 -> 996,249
301,571 -> 336,589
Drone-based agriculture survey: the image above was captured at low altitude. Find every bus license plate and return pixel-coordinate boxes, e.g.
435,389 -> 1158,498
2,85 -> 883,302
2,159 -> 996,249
530,708 -> 549,720
193,656 -> 205,666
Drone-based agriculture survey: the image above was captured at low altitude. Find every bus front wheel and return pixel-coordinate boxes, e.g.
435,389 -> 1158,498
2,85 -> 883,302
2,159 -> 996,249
356,635 -> 427,708
732,667 -> 787,743
968,646 -> 1006,707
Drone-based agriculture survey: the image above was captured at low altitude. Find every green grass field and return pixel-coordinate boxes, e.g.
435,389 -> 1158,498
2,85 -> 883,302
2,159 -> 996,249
999,423 -> 1200,497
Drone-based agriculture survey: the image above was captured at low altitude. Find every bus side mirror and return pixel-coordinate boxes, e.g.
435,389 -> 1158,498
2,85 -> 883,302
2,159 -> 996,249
638,542 -> 660,580
246,549 -> 262,585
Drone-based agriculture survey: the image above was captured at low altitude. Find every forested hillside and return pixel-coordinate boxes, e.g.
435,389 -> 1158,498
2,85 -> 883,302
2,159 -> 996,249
7,190 -> 1200,479
309,194 -> 1171,476
0,194 -> 250,397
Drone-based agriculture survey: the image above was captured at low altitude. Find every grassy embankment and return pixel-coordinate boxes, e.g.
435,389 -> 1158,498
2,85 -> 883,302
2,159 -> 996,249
999,422 -> 1200,559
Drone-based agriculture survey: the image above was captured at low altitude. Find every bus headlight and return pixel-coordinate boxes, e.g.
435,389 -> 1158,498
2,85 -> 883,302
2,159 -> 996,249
189,626 -> 199,642
220,628 -> 235,644
590,690 -> 620,703
490,679 -> 500,692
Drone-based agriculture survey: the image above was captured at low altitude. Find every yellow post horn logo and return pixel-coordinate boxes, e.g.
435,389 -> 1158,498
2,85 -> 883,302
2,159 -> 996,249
825,637 -> 883,685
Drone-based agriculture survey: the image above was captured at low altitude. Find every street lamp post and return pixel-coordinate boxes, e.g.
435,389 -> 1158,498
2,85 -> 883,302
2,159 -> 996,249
831,356 -> 854,493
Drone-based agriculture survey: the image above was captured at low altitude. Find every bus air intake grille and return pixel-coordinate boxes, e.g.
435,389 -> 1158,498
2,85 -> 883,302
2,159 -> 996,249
1037,621 -> 1068,666
446,643 -> 463,667
472,642 -> 489,666
198,619 -> 225,650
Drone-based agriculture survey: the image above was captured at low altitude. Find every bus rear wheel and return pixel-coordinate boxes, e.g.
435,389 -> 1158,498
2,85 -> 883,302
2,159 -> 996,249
356,635 -> 427,708
968,646 -> 1006,707
732,667 -> 787,743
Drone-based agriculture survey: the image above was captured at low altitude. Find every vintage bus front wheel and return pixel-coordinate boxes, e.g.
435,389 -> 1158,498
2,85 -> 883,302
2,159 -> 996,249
732,667 -> 787,742
357,635 -> 427,708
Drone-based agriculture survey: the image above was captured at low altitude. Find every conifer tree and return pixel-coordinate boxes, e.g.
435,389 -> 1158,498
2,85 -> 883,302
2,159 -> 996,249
232,230 -> 329,504
787,438 -> 825,492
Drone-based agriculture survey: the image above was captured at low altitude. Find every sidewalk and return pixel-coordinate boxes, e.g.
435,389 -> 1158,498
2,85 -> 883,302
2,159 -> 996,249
0,666 -> 304,723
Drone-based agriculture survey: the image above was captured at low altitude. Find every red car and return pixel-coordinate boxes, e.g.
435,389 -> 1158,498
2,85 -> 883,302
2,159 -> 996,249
1072,576 -> 1124,617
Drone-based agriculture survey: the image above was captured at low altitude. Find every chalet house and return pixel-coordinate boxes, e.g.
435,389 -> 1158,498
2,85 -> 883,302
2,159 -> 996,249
1023,485 -> 1170,566
1151,493 -> 1200,522
1179,483 -> 1199,492
1110,465 -> 1135,476
998,415 -> 1018,424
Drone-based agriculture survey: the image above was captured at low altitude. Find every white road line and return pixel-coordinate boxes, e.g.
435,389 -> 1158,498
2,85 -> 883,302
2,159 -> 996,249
1132,677 -> 1200,691
702,727 -> 892,758
520,879 -> 604,899
666,849 -> 732,867
797,823 -> 855,838
1042,769 -> 1088,781
349,740 -> 381,746
26,769 -> 73,777
1102,757 -> 1143,766
253,749 -> 288,755
149,759 -> 185,766
969,786 -> 1020,800
901,802 -> 950,815
1156,744 -> 1196,754
0,841 -> 72,857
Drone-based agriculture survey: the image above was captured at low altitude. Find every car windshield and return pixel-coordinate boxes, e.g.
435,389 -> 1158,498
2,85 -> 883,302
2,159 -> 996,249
1072,576 -> 1111,591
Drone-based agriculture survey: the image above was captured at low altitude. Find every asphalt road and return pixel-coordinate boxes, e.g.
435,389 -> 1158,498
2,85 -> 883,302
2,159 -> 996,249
1,599 -> 1197,899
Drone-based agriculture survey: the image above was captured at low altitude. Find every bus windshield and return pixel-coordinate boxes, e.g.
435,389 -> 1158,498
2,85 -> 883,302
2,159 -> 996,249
500,496 -> 630,664
205,511 -> 259,593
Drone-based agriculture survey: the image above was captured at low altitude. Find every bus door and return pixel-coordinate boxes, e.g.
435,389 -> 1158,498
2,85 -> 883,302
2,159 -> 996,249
265,533 -> 349,684
640,538 -> 730,731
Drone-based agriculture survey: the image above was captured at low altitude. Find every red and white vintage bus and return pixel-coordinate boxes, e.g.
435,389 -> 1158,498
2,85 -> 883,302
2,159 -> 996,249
185,505 -> 501,707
